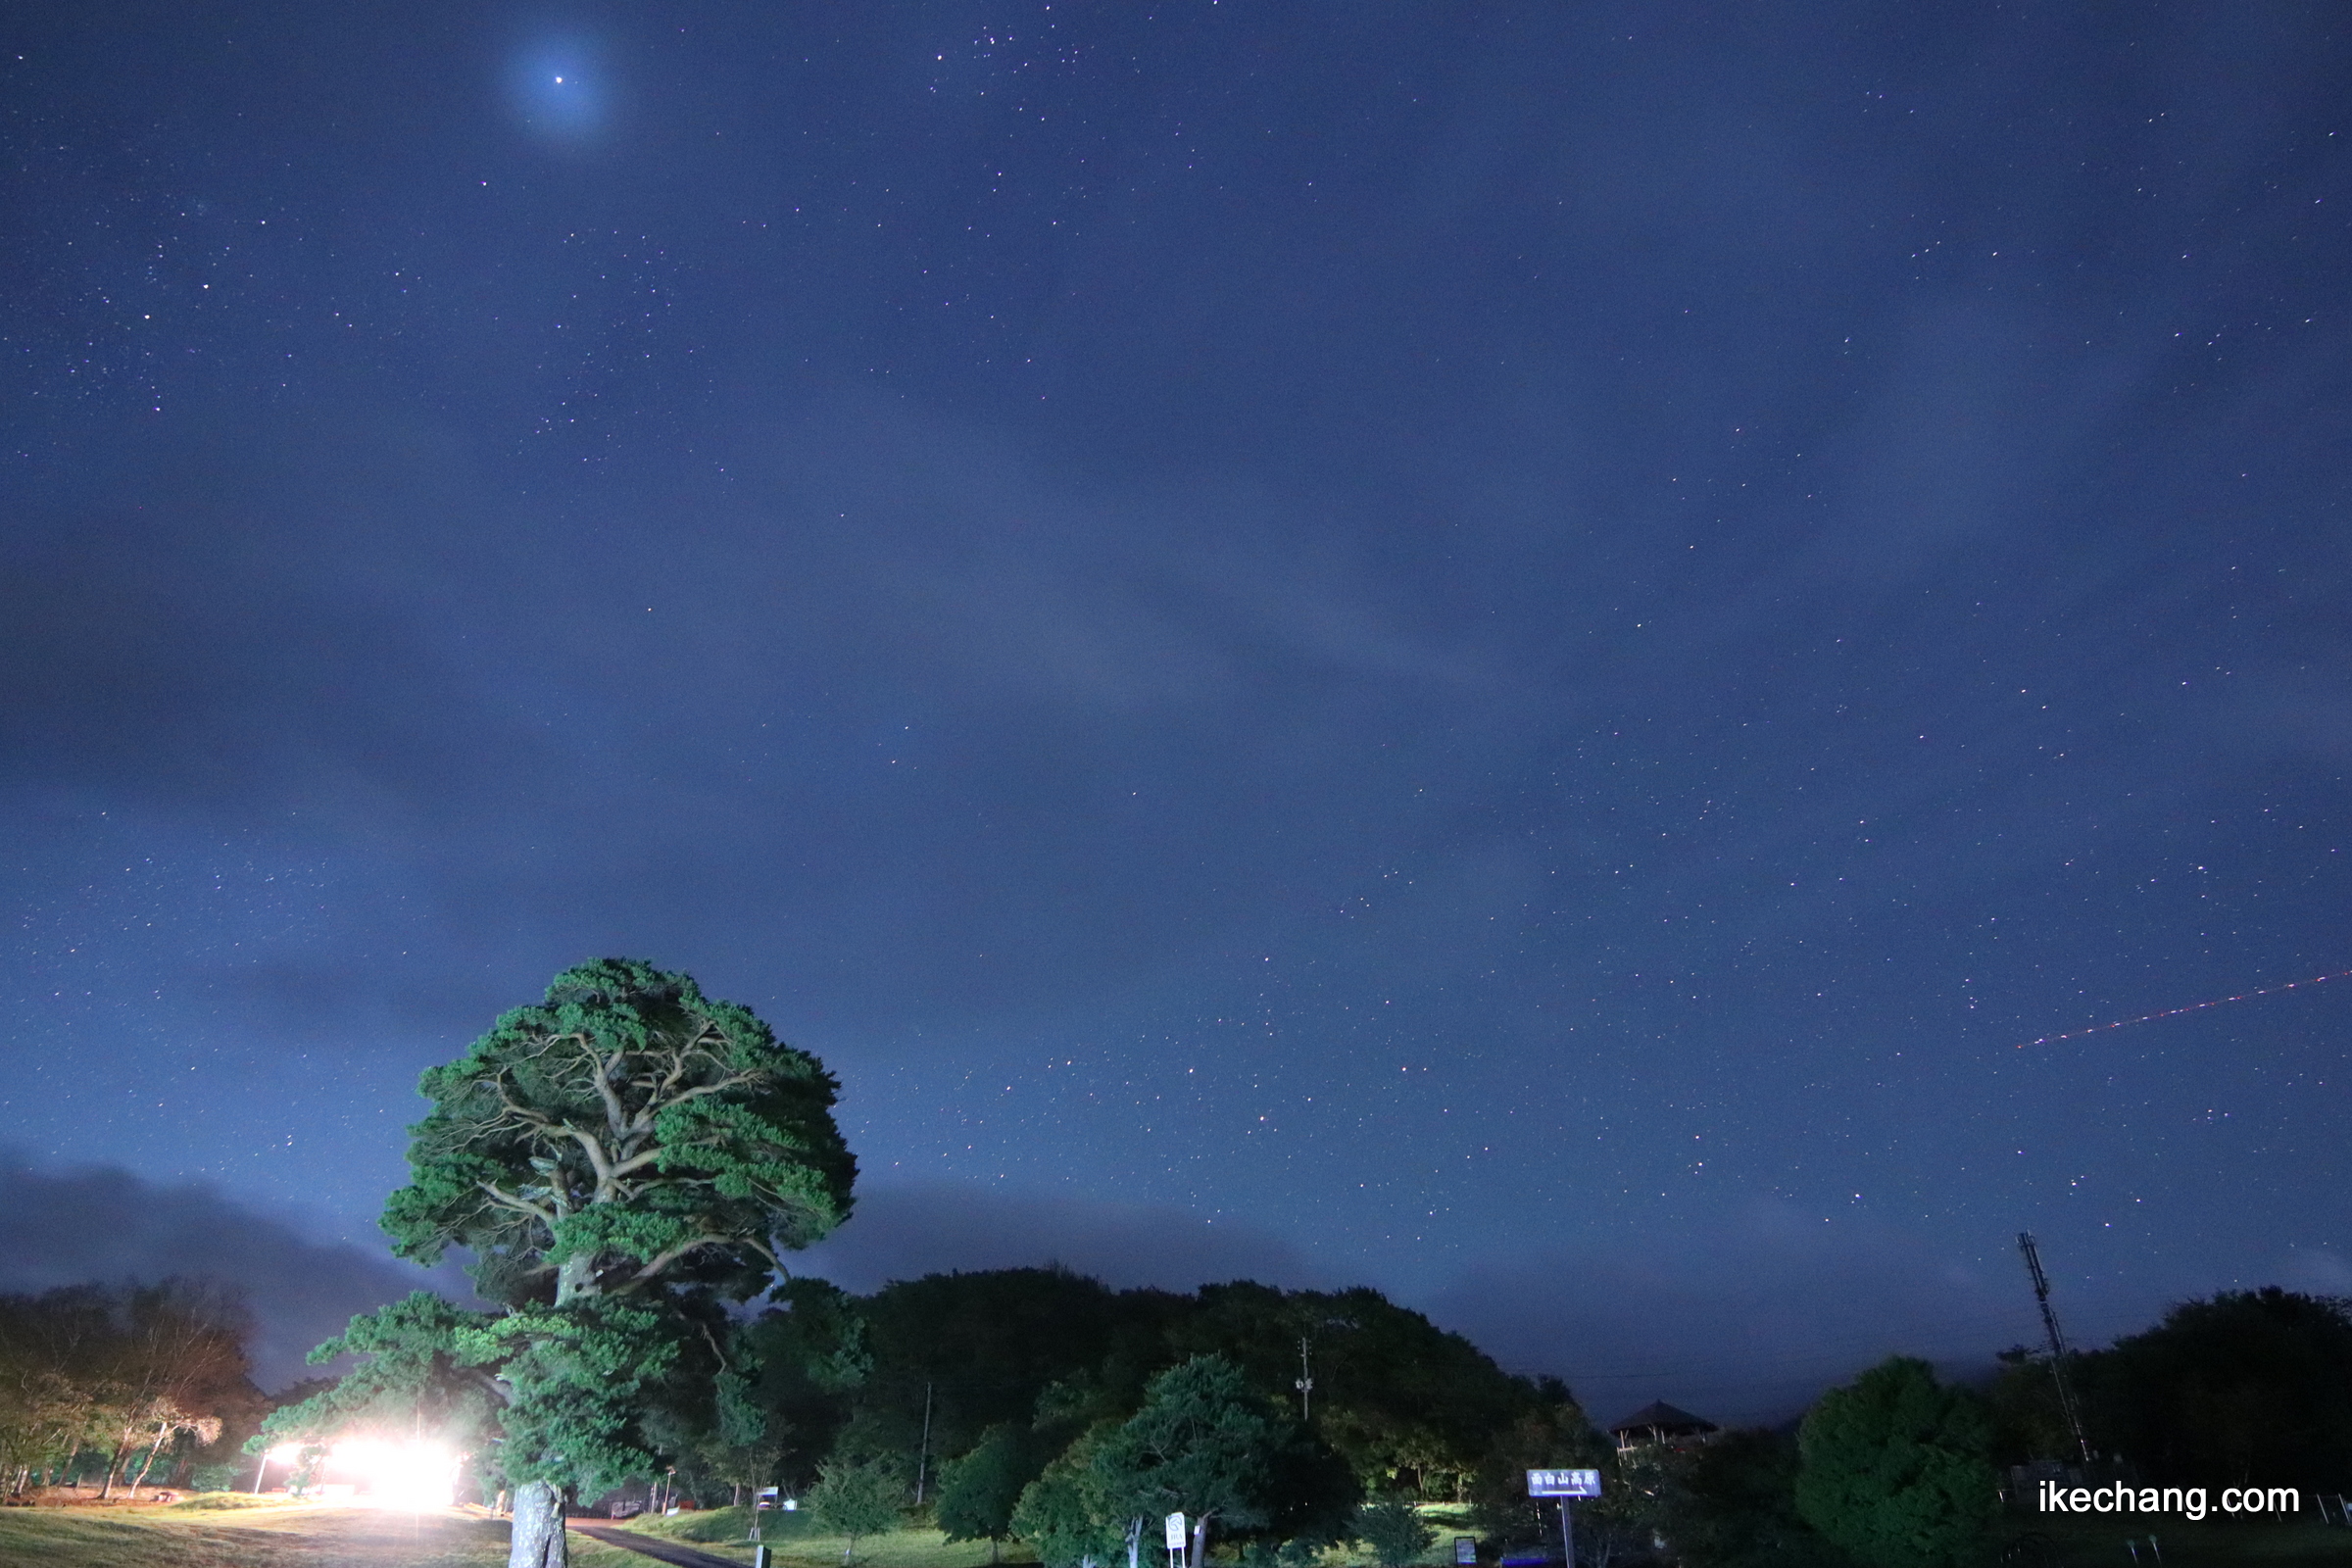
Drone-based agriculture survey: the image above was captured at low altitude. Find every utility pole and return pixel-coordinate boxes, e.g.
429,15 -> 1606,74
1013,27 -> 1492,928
1294,1337 -> 1314,1422
2017,1232 -> 2093,1464
914,1382 -> 935,1504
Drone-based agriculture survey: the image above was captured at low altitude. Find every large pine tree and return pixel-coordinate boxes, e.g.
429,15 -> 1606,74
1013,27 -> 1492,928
365,958 -> 855,1568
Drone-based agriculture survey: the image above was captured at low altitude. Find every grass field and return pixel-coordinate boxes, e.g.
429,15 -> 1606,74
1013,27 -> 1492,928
9,1494 -> 2346,1568
0,1497 -> 650,1568
614,1504 -> 1042,1568
613,1502 -> 1485,1568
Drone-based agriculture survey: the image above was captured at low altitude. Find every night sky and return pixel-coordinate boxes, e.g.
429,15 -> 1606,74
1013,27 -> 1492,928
5,4 -> 2350,1423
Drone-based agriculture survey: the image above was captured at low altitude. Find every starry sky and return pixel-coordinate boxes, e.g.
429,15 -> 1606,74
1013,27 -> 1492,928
4,3 -> 2350,1420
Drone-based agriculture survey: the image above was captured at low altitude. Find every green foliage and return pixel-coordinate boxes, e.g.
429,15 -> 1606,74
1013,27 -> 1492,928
808,1453 -> 911,1557
253,1291 -> 501,1456
381,957 -> 856,1307
1091,1354 -> 1358,1557
276,958 -> 858,1561
1984,1349 -> 2078,1468
1463,1395 -> 1606,1544
1354,1497 -> 1437,1567
456,1298 -> 681,1494
1011,1424 -> 1129,1568
1666,1428 -> 1839,1568
0,1280 -> 261,1499
856,1268 -> 1167,1466
1172,1283 -> 1535,1499
1092,1354 -> 1279,1530
938,1424 -> 1048,1547
797,1270 -> 1550,1509
740,1278 -> 870,1486
1794,1357 -> 1996,1568
2078,1287 -> 2352,1490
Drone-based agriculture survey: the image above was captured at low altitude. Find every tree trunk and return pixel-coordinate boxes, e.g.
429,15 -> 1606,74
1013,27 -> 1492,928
99,1439 -> 130,1500
510,1479 -> 569,1568
555,1254 -> 599,1305
1189,1513 -> 1211,1568
129,1425 -> 172,1495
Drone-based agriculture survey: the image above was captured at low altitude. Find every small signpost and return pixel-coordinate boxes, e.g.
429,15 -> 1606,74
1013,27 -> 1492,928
1165,1512 -> 1189,1568
1526,1469 -> 1601,1568
1453,1536 -> 1479,1566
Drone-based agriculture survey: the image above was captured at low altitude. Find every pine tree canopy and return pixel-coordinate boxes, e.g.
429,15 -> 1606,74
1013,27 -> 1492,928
381,957 -> 857,1306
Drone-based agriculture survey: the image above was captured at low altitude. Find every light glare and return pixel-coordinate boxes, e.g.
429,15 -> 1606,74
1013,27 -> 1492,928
328,1438 -> 460,1508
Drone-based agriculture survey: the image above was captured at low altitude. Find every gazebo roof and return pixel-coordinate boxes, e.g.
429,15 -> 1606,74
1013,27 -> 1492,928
1608,1400 -> 1717,1436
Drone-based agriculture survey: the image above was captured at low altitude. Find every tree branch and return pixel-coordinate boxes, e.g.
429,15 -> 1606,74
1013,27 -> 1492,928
476,1181 -> 557,1231
617,1232 -> 732,1291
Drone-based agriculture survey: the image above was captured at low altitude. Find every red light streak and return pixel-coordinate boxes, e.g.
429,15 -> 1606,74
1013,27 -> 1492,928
2018,969 -> 2352,1048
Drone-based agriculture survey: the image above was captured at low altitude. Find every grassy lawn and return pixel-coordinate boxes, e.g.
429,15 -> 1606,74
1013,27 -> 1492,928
31,1494 -> 2339,1568
614,1504 -> 1040,1568
0,1497 -> 649,1568
2009,1513 -> 2352,1568
614,1503 -> 1487,1568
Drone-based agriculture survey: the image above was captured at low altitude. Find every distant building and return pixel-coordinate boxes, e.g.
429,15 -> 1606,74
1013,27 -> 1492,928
1607,1400 -> 1719,1452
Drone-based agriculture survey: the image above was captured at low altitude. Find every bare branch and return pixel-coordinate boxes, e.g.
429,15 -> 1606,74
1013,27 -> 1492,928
609,1146 -> 669,1180
593,1044 -> 632,1143
476,1181 -> 557,1231
617,1232 -> 733,1290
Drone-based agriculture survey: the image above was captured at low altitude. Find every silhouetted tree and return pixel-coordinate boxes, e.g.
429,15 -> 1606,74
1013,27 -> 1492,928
1355,1495 -> 1437,1567
1795,1357 -> 1995,1568
1666,1427 -> 1841,1568
1091,1354 -> 1357,1568
2079,1287 -> 2352,1490
1464,1393 -> 1608,1545
939,1423 -> 1046,1561
1011,1423 -> 1133,1568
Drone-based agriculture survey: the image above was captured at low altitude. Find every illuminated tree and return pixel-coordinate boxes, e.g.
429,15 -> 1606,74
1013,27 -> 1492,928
252,1291 -> 505,1489
384,957 -> 855,1306
0,1282 -> 255,1500
91,1282 -> 252,1499
808,1452 -> 909,1562
373,958 -> 858,1568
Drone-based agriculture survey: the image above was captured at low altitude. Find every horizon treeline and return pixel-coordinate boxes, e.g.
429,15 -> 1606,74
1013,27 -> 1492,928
755,1271 -> 1577,1504
670,1269 -> 2352,1566
7,1262 -> 2349,1568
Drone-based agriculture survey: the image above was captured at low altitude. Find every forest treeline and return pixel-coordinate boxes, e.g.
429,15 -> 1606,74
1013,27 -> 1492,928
0,1278 -> 266,1498
636,1270 -> 2352,1567
6,1262 -> 2351,1568
9,966 -> 2346,1568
